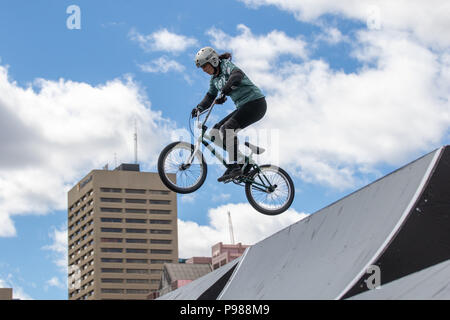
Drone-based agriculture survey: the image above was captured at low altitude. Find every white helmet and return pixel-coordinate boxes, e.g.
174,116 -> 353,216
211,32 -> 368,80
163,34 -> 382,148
195,47 -> 219,68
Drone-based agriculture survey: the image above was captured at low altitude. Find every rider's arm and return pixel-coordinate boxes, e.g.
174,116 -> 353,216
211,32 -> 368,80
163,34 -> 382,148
221,68 -> 244,95
197,92 -> 216,111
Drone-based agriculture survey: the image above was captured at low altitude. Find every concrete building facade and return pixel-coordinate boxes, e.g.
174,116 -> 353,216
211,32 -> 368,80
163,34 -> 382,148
68,164 -> 178,300
0,288 -> 13,300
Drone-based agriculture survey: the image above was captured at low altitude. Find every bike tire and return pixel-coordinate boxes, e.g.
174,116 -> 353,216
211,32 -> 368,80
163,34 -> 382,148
245,164 -> 295,215
158,141 -> 207,194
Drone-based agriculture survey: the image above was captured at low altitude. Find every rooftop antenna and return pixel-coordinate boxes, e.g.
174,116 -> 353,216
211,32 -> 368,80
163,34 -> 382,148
228,211 -> 235,245
134,118 -> 138,164
114,153 -> 117,168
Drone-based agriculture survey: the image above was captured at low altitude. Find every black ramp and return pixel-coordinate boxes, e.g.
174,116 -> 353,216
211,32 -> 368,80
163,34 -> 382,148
218,147 -> 444,299
343,145 -> 450,298
349,260 -> 450,300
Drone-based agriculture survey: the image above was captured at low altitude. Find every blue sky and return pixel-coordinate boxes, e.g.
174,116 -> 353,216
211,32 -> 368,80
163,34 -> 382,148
0,1 -> 448,299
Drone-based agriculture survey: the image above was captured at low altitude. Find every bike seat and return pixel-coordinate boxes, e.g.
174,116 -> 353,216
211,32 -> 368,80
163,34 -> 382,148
244,142 -> 265,154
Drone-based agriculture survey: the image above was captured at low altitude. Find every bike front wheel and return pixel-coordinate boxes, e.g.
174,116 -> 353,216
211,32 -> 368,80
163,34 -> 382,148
158,141 -> 207,194
245,165 -> 295,215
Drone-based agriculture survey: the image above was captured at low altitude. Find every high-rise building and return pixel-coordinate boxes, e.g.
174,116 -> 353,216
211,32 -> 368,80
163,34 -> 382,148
67,164 -> 178,300
0,288 -> 13,300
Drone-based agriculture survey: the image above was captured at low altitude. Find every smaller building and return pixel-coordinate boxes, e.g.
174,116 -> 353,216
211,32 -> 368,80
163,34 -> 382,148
0,288 -> 13,300
148,263 -> 212,299
186,257 -> 212,265
212,242 -> 249,270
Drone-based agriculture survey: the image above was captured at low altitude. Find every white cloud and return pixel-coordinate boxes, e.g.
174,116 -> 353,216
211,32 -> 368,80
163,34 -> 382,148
0,66 -> 176,237
139,56 -> 185,73
180,193 -> 196,204
239,0 -> 450,48
315,27 -> 349,45
207,19 -> 450,189
42,225 -> 68,272
177,202 -> 307,258
46,277 -> 65,290
207,24 -> 307,74
0,276 -> 33,300
129,28 -> 198,53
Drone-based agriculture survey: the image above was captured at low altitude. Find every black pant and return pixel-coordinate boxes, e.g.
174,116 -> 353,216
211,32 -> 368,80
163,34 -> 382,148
211,97 -> 267,163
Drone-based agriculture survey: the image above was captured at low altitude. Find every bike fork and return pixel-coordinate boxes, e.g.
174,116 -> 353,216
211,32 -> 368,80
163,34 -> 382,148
185,137 -> 202,166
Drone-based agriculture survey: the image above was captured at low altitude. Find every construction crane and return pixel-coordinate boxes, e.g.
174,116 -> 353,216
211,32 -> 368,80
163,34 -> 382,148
228,211 -> 235,245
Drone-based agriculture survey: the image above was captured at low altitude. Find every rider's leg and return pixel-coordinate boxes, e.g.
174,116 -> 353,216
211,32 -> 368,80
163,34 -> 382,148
210,110 -> 237,156
217,98 -> 267,181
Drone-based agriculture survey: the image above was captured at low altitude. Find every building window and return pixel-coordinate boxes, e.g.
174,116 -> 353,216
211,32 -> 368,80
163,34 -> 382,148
101,198 -> 122,203
101,217 -> 122,223
149,209 -> 171,215
151,259 -> 172,264
101,208 -> 122,213
149,200 -> 171,205
126,289 -> 150,294
148,190 -> 170,195
150,239 -> 172,244
125,198 -> 146,204
150,229 -> 171,234
101,278 -> 124,283
149,219 -> 171,225
150,249 -> 172,254
101,258 -> 123,263
126,269 -> 148,274
101,288 -> 124,294
126,228 -> 146,234
100,188 -> 122,193
125,218 -> 147,224
101,227 -> 123,233
101,248 -> 123,253
126,259 -> 148,264
125,189 -> 146,194
125,208 -> 147,214
126,238 -> 147,244
126,279 -> 149,284
126,248 -> 147,254
100,238 -> 123,243
101,268 -> 123,273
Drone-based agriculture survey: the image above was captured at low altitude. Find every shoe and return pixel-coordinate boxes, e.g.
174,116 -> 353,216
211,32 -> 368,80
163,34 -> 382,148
217,164 -> 242,182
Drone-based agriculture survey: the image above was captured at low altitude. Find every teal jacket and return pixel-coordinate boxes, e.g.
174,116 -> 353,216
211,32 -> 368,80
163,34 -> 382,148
207,59 -> 264,108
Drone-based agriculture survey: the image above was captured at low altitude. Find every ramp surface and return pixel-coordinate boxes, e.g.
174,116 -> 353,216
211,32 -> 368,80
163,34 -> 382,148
218,146 -> 449,299
160,146 -> 450,300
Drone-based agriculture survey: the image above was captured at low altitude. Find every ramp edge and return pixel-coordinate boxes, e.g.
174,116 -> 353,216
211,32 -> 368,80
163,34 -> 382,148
336,146 -> 444,300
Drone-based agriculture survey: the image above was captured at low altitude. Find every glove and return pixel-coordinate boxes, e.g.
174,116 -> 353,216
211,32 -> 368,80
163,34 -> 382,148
191,107 -> 201,118
215,93 -> 227,105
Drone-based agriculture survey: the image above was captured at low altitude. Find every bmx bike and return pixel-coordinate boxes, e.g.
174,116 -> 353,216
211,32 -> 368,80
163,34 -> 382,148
157,101 -> 295,215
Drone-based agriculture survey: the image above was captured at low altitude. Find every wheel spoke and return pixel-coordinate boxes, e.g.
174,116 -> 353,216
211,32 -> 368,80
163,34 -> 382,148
249,167 -> 292,212
162,144 -> 204,190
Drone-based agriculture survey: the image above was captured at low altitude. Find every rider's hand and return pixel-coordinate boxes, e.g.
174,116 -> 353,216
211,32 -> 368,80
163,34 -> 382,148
191,107 -> 201,118
215,93 -> 227,105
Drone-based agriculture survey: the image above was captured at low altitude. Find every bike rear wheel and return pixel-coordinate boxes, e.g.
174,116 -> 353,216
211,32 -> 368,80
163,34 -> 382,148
158,141 -> 207,194
245,165 -> 295,215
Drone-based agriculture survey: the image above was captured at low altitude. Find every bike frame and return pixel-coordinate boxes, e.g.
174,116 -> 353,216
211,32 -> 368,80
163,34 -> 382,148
186,102 -> 275,191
